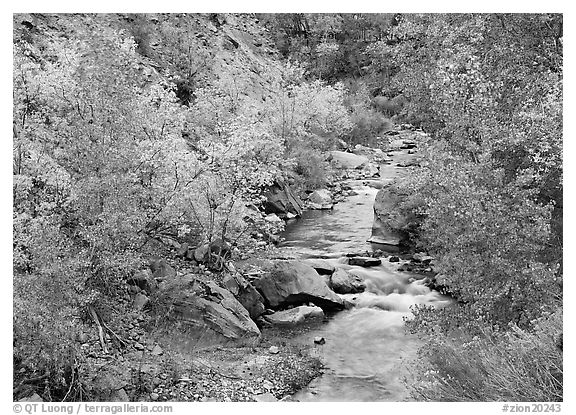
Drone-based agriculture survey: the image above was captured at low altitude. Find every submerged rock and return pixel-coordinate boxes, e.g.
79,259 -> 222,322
254,261 -> 344,311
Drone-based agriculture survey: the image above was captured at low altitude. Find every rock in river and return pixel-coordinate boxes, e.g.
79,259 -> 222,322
262,305 -> 324,326
330,269 -> 366,294
369,186 -> 408,249
254,261 -> 344,311
263,179 -> 303,219
301,259 -> 335,275
308,188 -> 333,206
348,257 -> 382,267
329,151 -> 369,169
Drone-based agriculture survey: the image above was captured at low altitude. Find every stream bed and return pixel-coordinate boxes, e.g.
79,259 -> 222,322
277,182 -> 450,401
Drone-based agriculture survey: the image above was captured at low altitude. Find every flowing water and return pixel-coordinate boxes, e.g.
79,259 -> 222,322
277,181 -> 450,401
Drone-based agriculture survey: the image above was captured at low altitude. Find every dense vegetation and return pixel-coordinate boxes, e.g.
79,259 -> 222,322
13,13 -> 562,402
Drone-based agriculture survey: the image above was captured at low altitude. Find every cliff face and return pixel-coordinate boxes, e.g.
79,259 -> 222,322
14,13 -> 282,105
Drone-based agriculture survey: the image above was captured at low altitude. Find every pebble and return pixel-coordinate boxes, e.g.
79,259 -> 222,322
150,393 -> 159,401
268,346 -> 279,354
151,345 -> 164,355
134,342 -> 145,351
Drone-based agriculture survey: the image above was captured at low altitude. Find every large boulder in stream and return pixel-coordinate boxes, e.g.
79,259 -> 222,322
329,151 -> 369,169
172,280 -> 261,346
308,188 -> 333,209
261,305 -> 324,326
254,261 -> 344,311
263,179 -> 303,219
368,185 -> 409,249
330,269 -> 366,294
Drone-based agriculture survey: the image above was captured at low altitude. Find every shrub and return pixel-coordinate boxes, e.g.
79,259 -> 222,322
347,106 -> 392,146
372,94 -> 406,116
406,308 -> 563,402
290,144 -> 331,191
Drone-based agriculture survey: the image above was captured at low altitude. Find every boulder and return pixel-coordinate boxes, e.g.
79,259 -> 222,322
389,138 -> 416,150
329,151 -> 369,169
128,269 -> 157,293
388,255 -> 400,263
223,273 -> 266,320
264,213 -> 283,223
254,261 -> 344,311
308,189 -> 332,205
412,252 -> 434,264
362,163 -> 380,178
314,336 -> 326,345
364,180 -> 385,189
262,305 -> 324,326
194,239 -> 232,263
151,345 -> 164,356
301,259 -> 335,275
348,257 -> 381,267
397,159 -> 420,167
330,269 -> 366,294
369,186 -> 408,248
263,179 -> 303,218
133,293 -> 150,310
172,281 -> 261,346
269,346 -> 280,354
149,259 -> 176,281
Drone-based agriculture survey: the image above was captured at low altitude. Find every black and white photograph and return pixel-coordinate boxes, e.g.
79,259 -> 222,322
10,4 -> 565,410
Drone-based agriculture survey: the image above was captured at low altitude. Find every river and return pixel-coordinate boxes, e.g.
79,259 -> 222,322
277,180 -> 450,401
